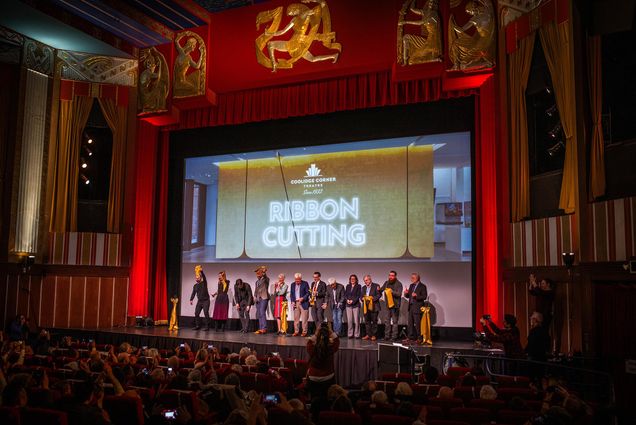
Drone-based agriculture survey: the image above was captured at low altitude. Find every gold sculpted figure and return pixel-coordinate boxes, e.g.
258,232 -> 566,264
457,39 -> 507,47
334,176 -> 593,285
169,297 -> 179,331
397,0 -> 442,65
174,31 -> 206,97
448,0 -> 495,71
255,0 -> 341,72
139,47 -> 169,113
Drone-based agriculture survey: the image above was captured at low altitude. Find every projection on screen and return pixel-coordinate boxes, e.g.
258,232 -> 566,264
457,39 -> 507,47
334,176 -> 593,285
182,132 -> 472,264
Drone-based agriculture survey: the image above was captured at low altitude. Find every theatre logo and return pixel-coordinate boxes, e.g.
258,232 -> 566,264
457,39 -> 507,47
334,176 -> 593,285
289,163 -> 337,195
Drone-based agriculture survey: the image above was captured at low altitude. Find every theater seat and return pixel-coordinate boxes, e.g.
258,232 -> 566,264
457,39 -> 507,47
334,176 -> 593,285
449,407 -> 490,425
318,411 -> 362,425
411,384 -> 440,403
446,367 -> 472,379
370,414 -> 414,425
156,390 -> 200,420
497,388 -> 536,401
380,372 -> 413,383
373,380 -> 397,396
0,406 -> 20,425
453,386 -> 481,404
103,395 -> 144,425
495,375 -> 530,388
498,409 -> 536,425
436,374 -> 457,387
284,359 -> 308,385
239,372 -> 273,393
467,398 -> 505,419
21,407 -> 68,425
428,420 -> 470,425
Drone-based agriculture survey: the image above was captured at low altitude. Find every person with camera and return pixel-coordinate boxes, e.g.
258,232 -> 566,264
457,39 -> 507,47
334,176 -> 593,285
306,322 -> 340,400
479,313 -> 524,359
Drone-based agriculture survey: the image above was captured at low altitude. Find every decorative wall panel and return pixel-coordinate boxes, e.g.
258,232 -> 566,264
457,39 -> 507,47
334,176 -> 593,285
510,214 -> 577,267
591,197 -> 636,262
48,232 -> 124,266
58,50 -> 137,86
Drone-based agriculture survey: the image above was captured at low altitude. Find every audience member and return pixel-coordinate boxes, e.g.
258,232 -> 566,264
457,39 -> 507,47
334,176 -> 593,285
437,386 -> 454,399
479,384 -> 497,400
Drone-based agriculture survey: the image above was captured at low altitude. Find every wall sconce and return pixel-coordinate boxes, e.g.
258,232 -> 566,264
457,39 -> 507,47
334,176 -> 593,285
562,252 -> 575,269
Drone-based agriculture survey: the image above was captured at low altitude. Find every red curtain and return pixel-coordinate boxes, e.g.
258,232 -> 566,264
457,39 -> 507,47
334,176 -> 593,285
129,121 -> 159,317
151,131 -> 170,321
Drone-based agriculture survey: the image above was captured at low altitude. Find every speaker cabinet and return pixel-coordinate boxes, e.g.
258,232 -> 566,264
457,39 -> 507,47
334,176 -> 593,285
377,343 -> 415,375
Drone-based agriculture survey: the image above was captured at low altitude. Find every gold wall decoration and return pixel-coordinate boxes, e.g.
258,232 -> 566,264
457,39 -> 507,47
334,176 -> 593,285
397,0 -> 442,65
448,0 -> 496,71
255,0 -> 341,72
0,26 -> 24,64
173,31 -> 206,98
139,47 -> 169,114
57,51 -> 138,86
23,39 -> 54,76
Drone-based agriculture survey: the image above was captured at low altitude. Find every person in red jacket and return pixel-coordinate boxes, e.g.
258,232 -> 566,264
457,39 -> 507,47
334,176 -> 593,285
306,322 -> 340,399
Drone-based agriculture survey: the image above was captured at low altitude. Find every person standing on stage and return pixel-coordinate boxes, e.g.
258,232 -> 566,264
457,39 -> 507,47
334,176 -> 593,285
403,273 -> 427,343
211,271 -> 230,332
290,273 -> 310,336
361,275 -> 381,341
254,265 -> 270,334
309,271 -> 327,333
234,278 -> 253,333
380,270 -> 403,341
190,265 -> 210,331
325,277 -> 345,336
345,274 -> 362,339
273,273 -> 289,335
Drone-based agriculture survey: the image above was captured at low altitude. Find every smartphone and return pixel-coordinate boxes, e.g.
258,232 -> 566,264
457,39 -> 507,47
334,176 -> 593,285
142,368 -> 149,376
142,346 -> 148,350
167,367 -> 173,373
88,339 -> 94,343
207,344 -> 214,349
271,352 -> 279,357
262,393 -> 280,405
163,409 -> 177,420
179,343 -> 185,348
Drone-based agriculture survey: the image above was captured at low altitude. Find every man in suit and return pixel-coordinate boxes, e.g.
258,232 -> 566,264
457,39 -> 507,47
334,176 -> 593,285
380,270 -> 403,341
309,271 -> 327,333
324,277 -> 345,336
361,275 -> 381,341
234,278 -> 254,333
253,265 -> 270,334
403,272 -> 428,343
290,272 -> 310,336
190,265 -> 210,331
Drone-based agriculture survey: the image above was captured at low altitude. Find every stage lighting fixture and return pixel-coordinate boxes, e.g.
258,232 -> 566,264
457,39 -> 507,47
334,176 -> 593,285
548,122 -> 562,139
80,174 -> 90,185
545,104 -> 557,117
144,317 -> 154,327
547,141 -> 565,157
135,316 -> 143,327
562,252 -> 575,268
87,138 -> 93,144
81,157 -> 87,169
18,253 -> 35,274
84,146 -> 93,156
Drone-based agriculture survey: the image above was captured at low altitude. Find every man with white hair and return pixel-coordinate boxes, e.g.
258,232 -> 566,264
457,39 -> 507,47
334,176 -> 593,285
290,273 -> 310,336
526,311 -> 550,362
325,277 -> 345,336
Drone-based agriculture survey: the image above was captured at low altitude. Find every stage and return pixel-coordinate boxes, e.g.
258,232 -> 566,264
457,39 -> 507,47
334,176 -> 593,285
52,325 -> 491,387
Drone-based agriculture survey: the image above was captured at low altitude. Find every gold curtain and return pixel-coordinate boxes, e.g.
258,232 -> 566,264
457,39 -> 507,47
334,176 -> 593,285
97,98 -> 128,233
509,33 -> 536,222
49,96 -> 94,231
539,20 -> 578,214
588,35 -> 605,199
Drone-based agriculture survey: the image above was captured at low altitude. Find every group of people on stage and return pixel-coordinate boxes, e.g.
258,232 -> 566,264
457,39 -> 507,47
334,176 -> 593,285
190,265 -> 432,344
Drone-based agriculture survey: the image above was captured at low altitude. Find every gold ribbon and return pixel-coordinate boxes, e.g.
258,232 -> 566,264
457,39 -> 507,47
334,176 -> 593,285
281,301 -> 288,333
363,295 -> 374,314
385,288 -> 394,309
420,306 -> 432,345
169,297 -> 179,331
222,280 -> 227,292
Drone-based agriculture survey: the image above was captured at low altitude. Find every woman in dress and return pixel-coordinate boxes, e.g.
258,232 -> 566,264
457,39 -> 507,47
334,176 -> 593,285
273,273 -> 288,335
211,271 -> 230,331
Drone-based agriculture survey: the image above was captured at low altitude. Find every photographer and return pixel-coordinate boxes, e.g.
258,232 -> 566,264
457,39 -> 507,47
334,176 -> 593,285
479,314 -> 524,359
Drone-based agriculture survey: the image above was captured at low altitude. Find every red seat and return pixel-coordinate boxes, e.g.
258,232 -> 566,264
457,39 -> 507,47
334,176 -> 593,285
373,380 -> 397,397
411,384 -> 440,403
0,407 -> 20,425
498,409 -> 536,425
425,405 -> 444,421
497,388 -> 536,401
283,359 -> 309,385
370,414 -> 414,425
496,375 -> 530,388
446,367 -> 472,379
21,407 -> 68,425
354,401 -> 395,422
429,397 -> 464,416
467,399 -> 505,419
436,374 -> 457,387
428,421 -> 470,425
103,395 -> 144,425
239,372 -> 273,393
453,386 -> 481,404
156,390 -> 200,420
318,411 -> 362,425
475,376 -> 490,386
380,372 -> 413,383
449,407 -> 491,425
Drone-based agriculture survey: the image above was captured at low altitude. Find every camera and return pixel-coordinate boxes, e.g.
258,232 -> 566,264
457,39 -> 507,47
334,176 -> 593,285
163,409 -> 177,420
482,314 -> 491,321
142,368 -> 150,376
262,393 -> 280,405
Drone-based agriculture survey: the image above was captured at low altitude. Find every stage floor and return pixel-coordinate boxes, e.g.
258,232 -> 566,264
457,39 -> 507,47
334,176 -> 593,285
55,326 -> 486,387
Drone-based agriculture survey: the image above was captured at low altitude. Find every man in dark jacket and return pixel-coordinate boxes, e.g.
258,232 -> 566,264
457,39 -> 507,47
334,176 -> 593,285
190,266 -> 210,330
234,279 -> 254,333
254,265 -> 270,334
325,278 -> 345,336
526,312 -> 550,361
309,271 -> 327,333
380,270 -> 403,341
361,275 -> 382,341
403,273 -> 428,342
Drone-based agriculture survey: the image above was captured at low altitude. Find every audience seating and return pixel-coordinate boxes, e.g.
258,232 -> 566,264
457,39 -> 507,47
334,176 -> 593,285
318,411 -> 362,425
446,367 -> 472,379
0,406 -> 20,425
449,407 -> 491,425
239,372 -> 273,393
411,383 -> 440,402
453,386 -> 481,404
497,387 -> 536,401
370,414 -> 414,425
436,374 -> 458,387
498,409 -> 536,424
467,398 -> 506,419
156,390 -> 200,420
103,395 -> 144,425
380,372 -> 413,383
21,407 -> 68,425
427,420 -> 470,425
373,380 -> 397,396
283,359 -> 308,384
495,375 -> 531,388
